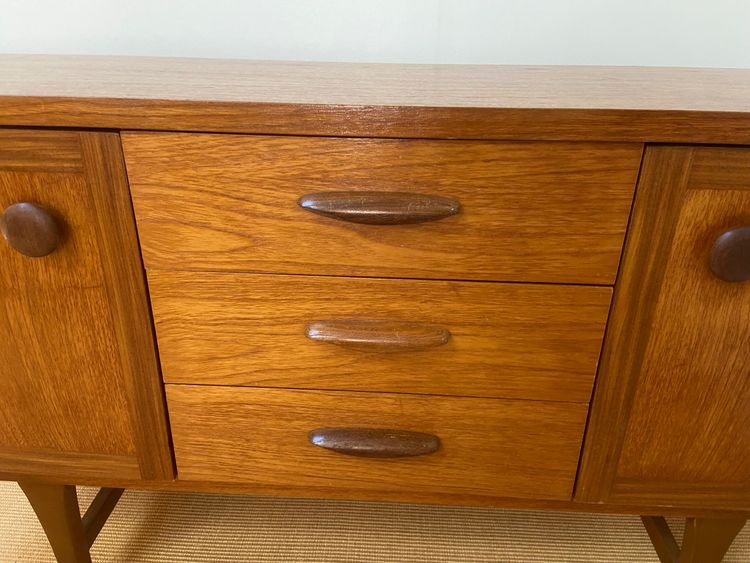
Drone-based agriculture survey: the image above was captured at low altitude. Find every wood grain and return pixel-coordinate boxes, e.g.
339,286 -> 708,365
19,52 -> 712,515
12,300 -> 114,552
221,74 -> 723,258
616,188 -> 750,504
0,129 -> 171,480
0,449 -> 140,481
576,146 -> 694,503
2,55 -> 750,143
148,272 -> 611,402
0,129 -> 82,173
688,147 -> 750,191
79,133 -> 173,480
125,133 -> 640,284
166,385 -> 589,501
577,146 -> 750,509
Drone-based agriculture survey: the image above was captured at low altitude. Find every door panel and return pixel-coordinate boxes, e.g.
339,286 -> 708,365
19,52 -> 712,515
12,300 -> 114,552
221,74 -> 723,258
577,146 -> 750,509
0,130 -> 172,480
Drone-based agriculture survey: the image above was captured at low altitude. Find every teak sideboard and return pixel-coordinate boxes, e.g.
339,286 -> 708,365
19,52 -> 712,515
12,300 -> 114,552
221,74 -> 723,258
1,55 -> 750,562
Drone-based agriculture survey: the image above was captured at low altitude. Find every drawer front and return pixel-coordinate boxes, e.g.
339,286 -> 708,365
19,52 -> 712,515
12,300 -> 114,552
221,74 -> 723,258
150,272 -> 611,402
167,386 -> 589,501
124,133 -> 641,284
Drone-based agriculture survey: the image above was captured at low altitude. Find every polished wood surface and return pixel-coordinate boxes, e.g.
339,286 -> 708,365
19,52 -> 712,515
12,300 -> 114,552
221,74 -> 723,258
148,272 -> 611,402
5,55 -> 750,110
688,147 -> 750,191
3,55 -> 750,143
2,58 -> 750,558
0,130 -> 171,480
308,428 -> 441,458
125,133 -> 640,284
577,146 -> 692,504
578,146 -> 750,509
80,133 -> 173,480
0,449 -> 140,481
5,469 -> 748,519
0,129 -> 83,172
166,385 -> 589,501
1,202 -> 62,257
0,132 -> 135,464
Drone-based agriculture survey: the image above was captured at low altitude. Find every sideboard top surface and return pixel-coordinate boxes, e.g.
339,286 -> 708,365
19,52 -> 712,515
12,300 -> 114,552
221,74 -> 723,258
1,54 -> 750,142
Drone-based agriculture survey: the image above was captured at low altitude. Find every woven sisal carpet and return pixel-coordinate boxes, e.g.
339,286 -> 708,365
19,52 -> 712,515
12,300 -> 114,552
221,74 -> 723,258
1,482 -> 748,562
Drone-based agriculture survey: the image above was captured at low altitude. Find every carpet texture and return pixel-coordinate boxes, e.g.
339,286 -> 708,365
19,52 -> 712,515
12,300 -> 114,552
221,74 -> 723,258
1,482 -> 748,562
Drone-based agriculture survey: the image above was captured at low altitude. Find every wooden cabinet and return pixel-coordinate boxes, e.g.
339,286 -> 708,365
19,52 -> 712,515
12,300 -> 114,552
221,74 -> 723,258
0,130 -> 172,481
2,57 -> 750,563
578,146 -> 750,510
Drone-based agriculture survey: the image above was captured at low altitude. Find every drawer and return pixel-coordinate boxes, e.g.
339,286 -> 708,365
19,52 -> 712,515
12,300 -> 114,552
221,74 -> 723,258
123,133 -> 641,284
167,385 -> 589,501
149,272 -> 611,402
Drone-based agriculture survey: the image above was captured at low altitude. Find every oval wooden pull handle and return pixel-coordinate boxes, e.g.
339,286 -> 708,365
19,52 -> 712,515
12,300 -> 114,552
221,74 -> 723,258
1,202 -> 62,257
309,428 -> 441,458
709,226 -> 750,282
298,191 -> 461,224
306,320 -> 450,351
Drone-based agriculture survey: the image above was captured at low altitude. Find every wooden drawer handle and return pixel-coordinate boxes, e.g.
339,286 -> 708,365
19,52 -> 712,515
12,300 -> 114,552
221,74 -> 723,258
298,191 -> 461,224
1,202 -> 62,257
710,227 -> 750,282
306,320 -> 450,351
309,428 -> 441,458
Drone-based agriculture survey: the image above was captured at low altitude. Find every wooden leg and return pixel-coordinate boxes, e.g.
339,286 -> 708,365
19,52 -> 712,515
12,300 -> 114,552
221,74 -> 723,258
18,482 -> 92,563
641,515 -> 746,563
641,516 -> 680,563
679,517 -> 747,563
18,482 -> 125,563
80,487 -> 124,548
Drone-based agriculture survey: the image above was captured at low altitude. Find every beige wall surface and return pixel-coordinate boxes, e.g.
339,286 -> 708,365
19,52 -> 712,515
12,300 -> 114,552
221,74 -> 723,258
1,0 -> 749,68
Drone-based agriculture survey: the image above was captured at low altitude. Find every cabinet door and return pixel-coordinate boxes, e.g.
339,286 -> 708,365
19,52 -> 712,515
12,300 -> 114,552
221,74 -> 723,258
578,146 -> 750,509
0,130 -> 172,481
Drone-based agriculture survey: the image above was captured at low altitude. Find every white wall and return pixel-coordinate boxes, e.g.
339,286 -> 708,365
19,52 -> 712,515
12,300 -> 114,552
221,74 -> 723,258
2,0 -> 749,68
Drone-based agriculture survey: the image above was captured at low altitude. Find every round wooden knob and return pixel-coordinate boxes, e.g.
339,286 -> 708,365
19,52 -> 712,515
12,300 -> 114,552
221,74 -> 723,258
1,202 -> 62,257
709,226 -> 750,283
